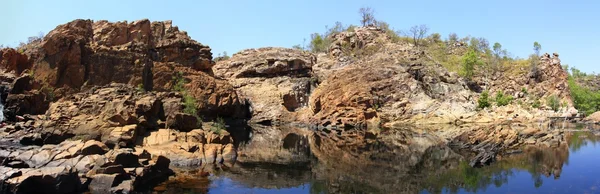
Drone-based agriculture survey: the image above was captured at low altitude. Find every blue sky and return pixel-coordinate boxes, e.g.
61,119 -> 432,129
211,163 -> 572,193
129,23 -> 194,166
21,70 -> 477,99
2,0 -> 599,73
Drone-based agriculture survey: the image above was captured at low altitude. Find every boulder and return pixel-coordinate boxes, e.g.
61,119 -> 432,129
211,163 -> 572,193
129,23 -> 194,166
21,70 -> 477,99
171,113 -> 200,132
88,174 -> 128,194
586,111 -> 600,123
81,140 -> 110,155
106,149 -> 140,168
5,166 -> 81,194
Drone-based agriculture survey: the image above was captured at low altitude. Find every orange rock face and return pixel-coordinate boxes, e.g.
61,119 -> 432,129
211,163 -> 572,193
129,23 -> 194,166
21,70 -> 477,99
0,19 -> 243,118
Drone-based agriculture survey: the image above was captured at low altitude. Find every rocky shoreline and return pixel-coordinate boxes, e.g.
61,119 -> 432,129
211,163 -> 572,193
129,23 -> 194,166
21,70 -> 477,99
0,19 -> 596,193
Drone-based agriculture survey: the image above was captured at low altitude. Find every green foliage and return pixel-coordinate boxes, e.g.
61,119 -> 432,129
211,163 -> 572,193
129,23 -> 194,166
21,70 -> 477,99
172,71 -> 185,92
172,71 -> 201,120
533,42 -> 542,56
448,33 -> 458,44
214,51 -> 230,62
292,44 -> 303,50
376,21 -> 402,43
532,99 -> 541,109
309,33 -> 328,53
460,49 -> 481,79
568,76 -> 600,115
136,83 -> 144,93
210,117 -> 226,134
532,98 -> 541,109
521,87 -> 528,95
41,85 -> 55,101
546,94 -> 560,112
477,91 -> 491,109
429,33 -> 442,43
183,94 -> 197,116
495,91 -> 513,106
570,67 -> 588,78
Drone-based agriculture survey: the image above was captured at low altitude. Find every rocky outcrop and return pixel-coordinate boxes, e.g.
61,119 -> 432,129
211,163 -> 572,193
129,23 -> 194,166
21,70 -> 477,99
213,47 -> 316,124
478,52 -> 573,111
1,84 -> 237,166
0,139 -> 172,193
311,43 -> 474,127
0,19 -> 244,119
0,49 -> 31,75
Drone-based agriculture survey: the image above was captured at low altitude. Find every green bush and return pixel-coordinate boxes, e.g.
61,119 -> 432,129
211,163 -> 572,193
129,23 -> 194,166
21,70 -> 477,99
136,83 -> 144,93
460,49 -> 481,79
211,117 -> 226,135
183,93 -> 197,116
568,76 -> 600,115
532,98 -> 541,108
172,71 -> 201,122
41,85 -> 55,101
521,87 -> 528,95
477,91 -> 491,109
495,90 -> 513,106
546,95 -> 560,112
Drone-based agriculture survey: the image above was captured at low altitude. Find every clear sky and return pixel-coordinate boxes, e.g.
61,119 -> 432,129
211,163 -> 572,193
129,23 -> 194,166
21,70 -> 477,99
2,0 -> 598,73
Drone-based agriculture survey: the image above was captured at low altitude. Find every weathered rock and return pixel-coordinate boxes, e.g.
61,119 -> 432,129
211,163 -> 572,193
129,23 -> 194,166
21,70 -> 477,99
88,174 -> 128,194
0,19 -> 245,118
81,140 -> 110,155
106,148 -> 140,168
585,111 -> 600,123
171,113 -> 200,132
213,47 -> 316,123
5,166 -> 81,194
0,48 -> 31,75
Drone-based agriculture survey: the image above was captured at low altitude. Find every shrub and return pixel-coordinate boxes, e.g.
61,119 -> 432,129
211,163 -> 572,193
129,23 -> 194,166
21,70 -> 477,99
172,71 -> 185,92
136,83 -> 144,93
41,85 -> 55,101
211,117 -> 226,135
171,71 -> 201,121
521,87 -> 528,95
532,98 -> 541,109
477,91 -> 491,109
460,49 -> 481,79
183,94 -> 197,116
547,95 -> 560,112
495,90 -> 513,106
568,76 -> 600,115
309,33 -> 329,53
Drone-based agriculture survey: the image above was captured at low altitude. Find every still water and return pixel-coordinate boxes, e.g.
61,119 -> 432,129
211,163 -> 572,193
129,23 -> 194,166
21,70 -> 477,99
155,129 -> 600,194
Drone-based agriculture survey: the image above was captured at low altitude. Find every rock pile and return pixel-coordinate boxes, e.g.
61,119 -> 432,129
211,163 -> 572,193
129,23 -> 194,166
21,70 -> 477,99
0,139 -> 171,193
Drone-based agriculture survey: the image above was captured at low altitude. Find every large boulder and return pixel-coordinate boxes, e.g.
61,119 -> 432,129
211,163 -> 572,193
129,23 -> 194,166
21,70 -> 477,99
213,47 -> 316,124
3,166 -> 81,194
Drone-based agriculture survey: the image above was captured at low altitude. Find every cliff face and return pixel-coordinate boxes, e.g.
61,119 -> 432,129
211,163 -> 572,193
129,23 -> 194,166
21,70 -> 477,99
213,47 -> 317,124
0,19 -> 244,119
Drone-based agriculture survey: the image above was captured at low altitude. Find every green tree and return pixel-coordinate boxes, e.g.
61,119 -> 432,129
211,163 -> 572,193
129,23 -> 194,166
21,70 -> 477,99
461,48 -> 480,79
448,33 -> 458,44
429,33 -> 442,43
533,42 -> 542,56
309,33 -> 327,53
547,94 -> 560,112
492,43 -> 502,58
292,44 -> 303,50
478,91 -> 491,109
492,42 -> 503,71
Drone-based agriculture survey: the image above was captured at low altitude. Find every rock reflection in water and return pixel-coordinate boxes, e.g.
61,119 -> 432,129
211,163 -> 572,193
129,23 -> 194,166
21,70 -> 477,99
155,125 -> 600,194
236,124 -> 313,165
